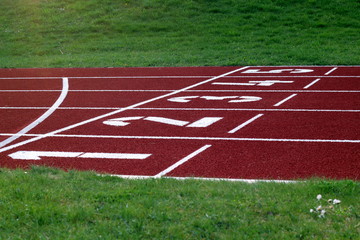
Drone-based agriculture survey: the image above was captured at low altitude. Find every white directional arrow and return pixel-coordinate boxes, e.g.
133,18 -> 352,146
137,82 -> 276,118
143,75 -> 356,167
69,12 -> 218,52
241,69 -> 313,74
9,151 -> 152,160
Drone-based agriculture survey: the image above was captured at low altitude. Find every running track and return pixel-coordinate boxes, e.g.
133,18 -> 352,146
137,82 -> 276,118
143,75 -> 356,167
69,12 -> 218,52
0,66 -> 359,182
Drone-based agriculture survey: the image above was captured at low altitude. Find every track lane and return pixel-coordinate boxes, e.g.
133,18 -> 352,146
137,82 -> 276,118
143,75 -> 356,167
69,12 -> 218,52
0,66 -> 359,181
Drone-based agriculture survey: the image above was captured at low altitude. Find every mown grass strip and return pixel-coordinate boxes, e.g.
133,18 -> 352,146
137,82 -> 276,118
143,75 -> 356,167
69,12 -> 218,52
0,0 -> 359,68
0,167 -> 359,239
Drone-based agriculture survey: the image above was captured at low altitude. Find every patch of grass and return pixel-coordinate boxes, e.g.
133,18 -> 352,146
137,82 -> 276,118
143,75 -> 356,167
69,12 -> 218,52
0,167 -> 359,239
0,0 -> 359,68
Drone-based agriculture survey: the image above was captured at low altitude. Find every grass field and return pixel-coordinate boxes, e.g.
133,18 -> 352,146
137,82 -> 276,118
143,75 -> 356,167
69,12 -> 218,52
0,0 -> 359,68
0,167 -> 359,239
1,0 -> 359,239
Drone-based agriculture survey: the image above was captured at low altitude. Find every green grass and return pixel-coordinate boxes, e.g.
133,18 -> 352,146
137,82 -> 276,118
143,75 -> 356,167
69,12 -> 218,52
0,0 -> 359,68
0,167 -> 359,239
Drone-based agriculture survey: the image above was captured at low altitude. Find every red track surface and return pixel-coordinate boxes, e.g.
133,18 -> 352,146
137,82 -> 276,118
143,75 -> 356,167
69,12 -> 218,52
0,66 -> 359,181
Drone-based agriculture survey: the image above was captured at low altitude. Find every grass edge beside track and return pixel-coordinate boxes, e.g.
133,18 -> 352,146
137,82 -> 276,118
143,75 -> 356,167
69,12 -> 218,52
0,166 -> 359,239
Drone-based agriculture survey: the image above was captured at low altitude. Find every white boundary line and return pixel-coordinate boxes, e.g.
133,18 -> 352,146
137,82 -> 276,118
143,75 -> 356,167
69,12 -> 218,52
154,145 -> 212,178
1,89 -> 360,93
228,114 -> 264,133
303,78 -> 321,89
0,78 -> 69,148
1,75 -> 359,80
101,174 -> 297,183
0,133 -> 358,143
1,107 -> 359,112
0,67 -> 249,153
273,94 -> 298,107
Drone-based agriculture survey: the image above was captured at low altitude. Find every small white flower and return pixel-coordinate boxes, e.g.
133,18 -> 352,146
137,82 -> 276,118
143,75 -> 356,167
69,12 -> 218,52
328,199 -> 333,203
333,199 -> 341,204
310,209 -> 314,213
319,209 -> 326,218
316,205 -> 322,211
316,194 -> 322,200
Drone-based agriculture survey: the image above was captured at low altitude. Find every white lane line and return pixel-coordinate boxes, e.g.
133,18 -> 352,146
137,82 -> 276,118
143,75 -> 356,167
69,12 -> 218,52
0,133 -> 359,143
324,67 -> 338,75
0,78 -> 69,149
154,145 -> 212,178
2,90 -> 360,93
228,114 -> 264,134
1,107 -> 359,112
0,67 -> 249,154
273,94 -> 298,107
103,174 -> 296,183
0,76 -> 213,80
1,75 -> 359,80
0,90 -> 173,92
0,75 -> 360,80
303,78 -> 321,89
135,108 -> 360,112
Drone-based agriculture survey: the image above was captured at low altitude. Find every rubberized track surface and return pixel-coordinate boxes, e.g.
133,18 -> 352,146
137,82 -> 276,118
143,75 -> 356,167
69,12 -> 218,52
0,66 -> 359,182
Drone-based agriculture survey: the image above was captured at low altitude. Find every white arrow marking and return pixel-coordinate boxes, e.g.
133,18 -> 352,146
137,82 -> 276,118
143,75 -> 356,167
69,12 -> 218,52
186,117 -> 223,128
79,153 -> 151,159
241,69 -> 313,74
103,116 -> 144,126
9,151 -> 151,160
144,116 -> 189,126
9,151 -> 81,160
167,96 -> 198,103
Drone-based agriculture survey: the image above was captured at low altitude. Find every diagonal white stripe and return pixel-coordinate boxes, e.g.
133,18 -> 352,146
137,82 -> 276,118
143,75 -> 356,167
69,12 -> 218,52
154,145 -> 212,178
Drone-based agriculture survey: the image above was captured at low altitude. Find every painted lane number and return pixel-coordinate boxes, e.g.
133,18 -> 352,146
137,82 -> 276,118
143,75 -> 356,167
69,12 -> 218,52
103,116 -> 223,128
167,96 -> 262,103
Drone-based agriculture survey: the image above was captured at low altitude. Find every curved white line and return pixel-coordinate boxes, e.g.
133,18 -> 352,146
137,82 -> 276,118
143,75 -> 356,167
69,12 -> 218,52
0,78 -> 69,148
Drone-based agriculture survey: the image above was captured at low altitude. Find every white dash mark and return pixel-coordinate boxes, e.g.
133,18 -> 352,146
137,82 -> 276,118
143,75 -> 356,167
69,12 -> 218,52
273,94 -> 297,107
303,78 -> 321,89
228,114 -> 264,134
324,67 -> 337,75
154,145 -> 212,178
